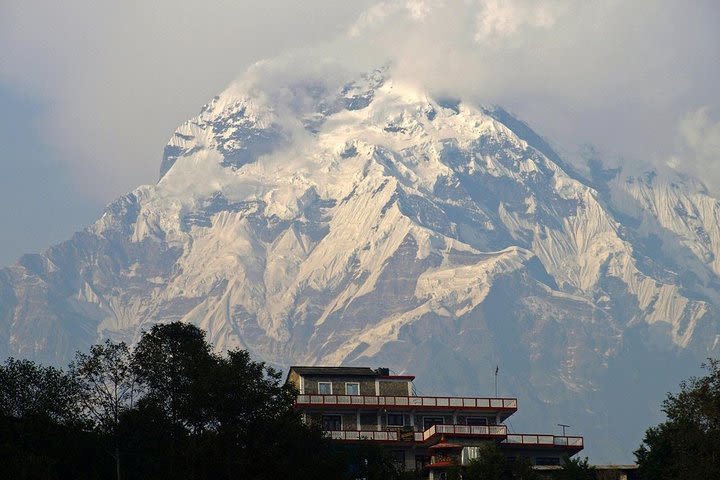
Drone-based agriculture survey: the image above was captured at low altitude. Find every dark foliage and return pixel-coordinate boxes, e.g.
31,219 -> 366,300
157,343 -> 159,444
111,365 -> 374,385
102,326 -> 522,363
464,443 -> 539,480
635,358 -> 720,480
556,456 -> 593,480
0,322 -> 347,480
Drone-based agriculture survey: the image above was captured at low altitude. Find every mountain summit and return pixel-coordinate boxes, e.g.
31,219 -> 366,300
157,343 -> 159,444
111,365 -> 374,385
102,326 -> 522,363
1,62 -> 718,461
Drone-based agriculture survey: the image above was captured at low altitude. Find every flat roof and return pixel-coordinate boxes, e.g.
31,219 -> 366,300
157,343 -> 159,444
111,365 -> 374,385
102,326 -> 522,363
286,366 -> 415,381
289,366 -> 378,376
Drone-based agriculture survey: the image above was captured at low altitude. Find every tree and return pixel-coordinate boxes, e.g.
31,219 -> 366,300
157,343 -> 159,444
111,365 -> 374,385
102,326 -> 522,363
557,456 -> 593,480
129,322 -> 342,479
132,322 -> 216,432
340,444 -> 407,480
70,340 -> 138,480
510,456 -> 538,480
0,323 -> 348,479
130,322 -> 217,476
0,358 -> 108,480
635,359 -> 720,479
465,443 -> 508,480
0,357 -> 80,425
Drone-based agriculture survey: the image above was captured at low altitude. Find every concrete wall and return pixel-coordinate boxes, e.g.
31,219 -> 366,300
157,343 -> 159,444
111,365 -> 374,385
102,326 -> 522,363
378,380 -> 410,396
301,375 -> 376,395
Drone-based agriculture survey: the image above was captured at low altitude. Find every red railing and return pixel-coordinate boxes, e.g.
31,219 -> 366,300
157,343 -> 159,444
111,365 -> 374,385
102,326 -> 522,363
296,394 -> 517,410
503,434 -> 583,448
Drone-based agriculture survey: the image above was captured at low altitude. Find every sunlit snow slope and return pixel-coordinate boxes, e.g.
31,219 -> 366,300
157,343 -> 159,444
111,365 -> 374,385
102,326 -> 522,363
0,62 -> 717,461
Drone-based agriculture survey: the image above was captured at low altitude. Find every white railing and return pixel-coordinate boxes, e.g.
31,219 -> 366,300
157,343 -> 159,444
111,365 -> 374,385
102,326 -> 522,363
554,436 -> 584,447
504,434 -> 583,447
423,424 -> 507,440
325,430 -> 399,441
296,394 -> 517,410
321,423 -> 510,443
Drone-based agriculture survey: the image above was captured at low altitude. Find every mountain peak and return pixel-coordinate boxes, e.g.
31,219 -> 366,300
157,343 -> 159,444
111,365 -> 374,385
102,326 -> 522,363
1,60 -> 718,462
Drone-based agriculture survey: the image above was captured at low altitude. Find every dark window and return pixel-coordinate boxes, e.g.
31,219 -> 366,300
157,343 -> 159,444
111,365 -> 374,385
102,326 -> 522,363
423,417 -> 444,430
322,415 -> 342,431
466,417 -> 488,426
391,450 -> 405,466
536,457 -> 561,466
387,414 -> 404,426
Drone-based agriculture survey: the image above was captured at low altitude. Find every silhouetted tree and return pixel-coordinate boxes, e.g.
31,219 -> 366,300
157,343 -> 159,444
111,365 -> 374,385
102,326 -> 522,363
70,340 -> 137,480
510,456 -> 538,480
0,358 -> 108,480
0,357 -> 80,424
635,358 -> 720,479
0,322 -> 346,480
557,456 -> 593,480
465,443 -> 509,480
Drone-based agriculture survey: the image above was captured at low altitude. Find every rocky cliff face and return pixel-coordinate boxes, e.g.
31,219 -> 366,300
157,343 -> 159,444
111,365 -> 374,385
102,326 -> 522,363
0,62 -> 716,461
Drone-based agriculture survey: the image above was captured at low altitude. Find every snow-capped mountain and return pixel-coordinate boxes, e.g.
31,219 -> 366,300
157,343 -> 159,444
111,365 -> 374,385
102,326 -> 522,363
0,62 -> 716,461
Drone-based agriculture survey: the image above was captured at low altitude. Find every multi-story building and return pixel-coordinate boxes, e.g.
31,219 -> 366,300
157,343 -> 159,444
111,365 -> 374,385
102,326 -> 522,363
287,366 -> 583,478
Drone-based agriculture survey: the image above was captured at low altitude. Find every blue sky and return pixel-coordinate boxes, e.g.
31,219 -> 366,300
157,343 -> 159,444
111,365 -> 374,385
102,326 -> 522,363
0,83 -> 100,265
0,0 -> 718,266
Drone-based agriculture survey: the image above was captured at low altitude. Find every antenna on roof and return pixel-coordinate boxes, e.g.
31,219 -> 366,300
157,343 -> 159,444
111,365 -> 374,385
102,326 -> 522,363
494,365 -> 499,397
557,423 -> 570,436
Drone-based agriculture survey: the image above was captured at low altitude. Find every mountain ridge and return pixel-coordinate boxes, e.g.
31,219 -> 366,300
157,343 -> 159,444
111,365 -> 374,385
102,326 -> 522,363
0,62 -> 717,461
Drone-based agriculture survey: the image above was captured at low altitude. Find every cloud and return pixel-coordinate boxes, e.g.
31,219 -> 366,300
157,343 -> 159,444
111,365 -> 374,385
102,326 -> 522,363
0,0 -> 718,203
473,0 -> 561,41
338,0 -> 720,179
668,108 -> 720,190
0,1 -> 375,200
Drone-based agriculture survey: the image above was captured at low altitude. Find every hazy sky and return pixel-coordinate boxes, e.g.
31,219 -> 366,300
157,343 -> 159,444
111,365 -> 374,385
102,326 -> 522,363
1,0 -> 718,266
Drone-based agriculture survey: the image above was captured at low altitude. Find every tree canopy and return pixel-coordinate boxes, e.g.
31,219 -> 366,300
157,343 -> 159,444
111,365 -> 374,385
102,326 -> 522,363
635,358 -> 720,479
0,322 -> 344,480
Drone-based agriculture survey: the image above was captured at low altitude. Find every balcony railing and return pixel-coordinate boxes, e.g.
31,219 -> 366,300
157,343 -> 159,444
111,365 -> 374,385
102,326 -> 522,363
503,434 -> 583,448
423,424 -> 507,440
296,394 -> 517,410
324,424 -> 508,443
325,430 -> 399,441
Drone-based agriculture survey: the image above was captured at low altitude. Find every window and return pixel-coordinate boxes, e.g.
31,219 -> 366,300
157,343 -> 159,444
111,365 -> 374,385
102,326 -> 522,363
345,382 -> 360,395
318,382 -> 332,394
322,415 -> 342,431
423,417 -> 444,430
466,417 -> 488,426
387,414 -> 404,427
536,457 -> 561,466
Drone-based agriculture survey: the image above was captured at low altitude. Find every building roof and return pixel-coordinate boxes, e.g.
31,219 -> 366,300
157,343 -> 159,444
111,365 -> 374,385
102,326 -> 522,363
288,366 -> 379,377
286,366 -> 417,386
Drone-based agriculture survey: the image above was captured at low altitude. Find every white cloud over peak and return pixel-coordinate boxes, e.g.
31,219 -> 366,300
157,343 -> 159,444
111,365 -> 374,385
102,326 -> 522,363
474,0 -> 562,41
669,108 -> 720,190
0,0 -> 718,202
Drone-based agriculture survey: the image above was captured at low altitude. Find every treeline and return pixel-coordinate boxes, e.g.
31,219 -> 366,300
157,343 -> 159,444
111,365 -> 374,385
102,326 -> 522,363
0,322 -> 348,480
635,358 -> 720,479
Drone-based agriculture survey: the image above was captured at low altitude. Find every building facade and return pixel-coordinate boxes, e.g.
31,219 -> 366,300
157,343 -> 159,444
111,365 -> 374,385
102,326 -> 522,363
287,366 -> 584,478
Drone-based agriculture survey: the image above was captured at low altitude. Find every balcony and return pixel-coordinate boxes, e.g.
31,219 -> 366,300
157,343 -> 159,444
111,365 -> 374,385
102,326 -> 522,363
503,434 -> 583,449
324,424 -> 508,444
296,394 -> 518,411
325,430 -> 400,441
422,424 -> 507,441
